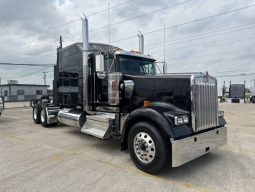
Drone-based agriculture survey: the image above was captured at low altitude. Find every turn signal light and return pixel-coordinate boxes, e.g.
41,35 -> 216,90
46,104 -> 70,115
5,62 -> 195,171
143,100 -> 151,108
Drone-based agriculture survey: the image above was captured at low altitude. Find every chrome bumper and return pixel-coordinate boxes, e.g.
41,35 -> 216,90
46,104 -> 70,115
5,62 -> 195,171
171,125 -> 227,167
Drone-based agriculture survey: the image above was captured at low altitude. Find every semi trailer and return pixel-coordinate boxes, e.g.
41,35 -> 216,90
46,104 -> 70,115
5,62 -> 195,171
32,15 -> 227,173
229,84 -> 245,103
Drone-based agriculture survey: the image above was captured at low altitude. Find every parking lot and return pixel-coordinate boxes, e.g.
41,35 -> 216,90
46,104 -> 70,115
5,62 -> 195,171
0,103 -> 254,192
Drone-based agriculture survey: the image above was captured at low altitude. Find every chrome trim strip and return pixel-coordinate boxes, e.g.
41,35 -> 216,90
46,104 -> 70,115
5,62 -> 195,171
171,125 -> 227,167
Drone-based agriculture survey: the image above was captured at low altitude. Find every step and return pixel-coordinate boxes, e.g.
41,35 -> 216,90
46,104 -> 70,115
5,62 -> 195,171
81,112 -> 116,139
86,112 -> 115,123
81,128 -> 107,139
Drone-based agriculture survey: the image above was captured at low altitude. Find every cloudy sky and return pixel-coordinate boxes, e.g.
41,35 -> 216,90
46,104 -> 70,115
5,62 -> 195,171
0,0 -> 255,93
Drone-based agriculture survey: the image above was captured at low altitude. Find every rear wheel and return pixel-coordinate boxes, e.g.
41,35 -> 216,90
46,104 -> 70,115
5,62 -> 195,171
40,107 -> 49,127
33,104 -> 41,124
128,121 -> 170,174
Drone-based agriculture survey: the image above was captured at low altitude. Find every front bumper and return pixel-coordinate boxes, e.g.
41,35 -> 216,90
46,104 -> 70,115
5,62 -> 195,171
171,125 -> 227,167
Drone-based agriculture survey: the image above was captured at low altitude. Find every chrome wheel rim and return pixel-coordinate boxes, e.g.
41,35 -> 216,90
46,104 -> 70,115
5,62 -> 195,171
134,132 -> 156,164
33,108 -> 37,120
41,109 -> 45,123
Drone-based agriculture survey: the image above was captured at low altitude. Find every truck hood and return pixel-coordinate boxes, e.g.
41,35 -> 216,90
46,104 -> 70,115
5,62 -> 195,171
122,73 -> 198,112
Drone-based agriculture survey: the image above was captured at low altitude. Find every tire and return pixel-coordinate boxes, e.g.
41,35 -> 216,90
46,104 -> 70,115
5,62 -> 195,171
128,121 -> 170,174
40,107 -> 49,127
30,99 -> 34,107
33,104 -> 41,124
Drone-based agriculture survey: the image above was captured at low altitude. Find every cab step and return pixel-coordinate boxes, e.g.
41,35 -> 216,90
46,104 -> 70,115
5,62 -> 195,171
81,112 -> 116,139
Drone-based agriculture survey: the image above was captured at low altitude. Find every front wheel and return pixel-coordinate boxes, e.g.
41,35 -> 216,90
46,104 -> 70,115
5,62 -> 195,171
128,122 -> 170,174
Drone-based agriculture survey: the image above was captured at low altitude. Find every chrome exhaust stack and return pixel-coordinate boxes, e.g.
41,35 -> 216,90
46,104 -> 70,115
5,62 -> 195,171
137,31 -> 144,53
81,14 -> 91,112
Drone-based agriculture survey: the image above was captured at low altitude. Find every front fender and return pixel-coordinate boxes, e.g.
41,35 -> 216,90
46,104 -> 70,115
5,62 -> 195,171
122,107 -> 174,141
121,103 -> 194,150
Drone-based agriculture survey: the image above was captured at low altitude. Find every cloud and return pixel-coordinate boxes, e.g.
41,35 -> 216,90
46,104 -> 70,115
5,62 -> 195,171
0,0 -> 255,91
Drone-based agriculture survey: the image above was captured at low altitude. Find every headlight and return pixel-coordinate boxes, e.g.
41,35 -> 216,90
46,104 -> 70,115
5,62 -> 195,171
218,110 -> 224,118
174,115 -> 189,126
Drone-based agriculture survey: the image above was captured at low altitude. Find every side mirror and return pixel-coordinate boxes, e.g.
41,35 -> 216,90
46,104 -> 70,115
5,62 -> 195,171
95,54 -> 104,71
121,80 -> 134,99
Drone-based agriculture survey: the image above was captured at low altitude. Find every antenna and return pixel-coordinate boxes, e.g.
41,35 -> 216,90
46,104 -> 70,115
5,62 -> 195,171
147,34 -> 150,55
107,2 -> 111,71
108,2 -> 111,44
163,24 -> 166,74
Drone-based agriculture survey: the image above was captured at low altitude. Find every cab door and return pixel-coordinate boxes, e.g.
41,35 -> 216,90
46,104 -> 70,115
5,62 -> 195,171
93,53 -> 121,109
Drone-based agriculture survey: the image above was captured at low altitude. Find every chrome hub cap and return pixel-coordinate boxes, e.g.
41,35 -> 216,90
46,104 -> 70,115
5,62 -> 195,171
33,108 -> 37,120
134,132 -> 156,164
41,109 -> 45,123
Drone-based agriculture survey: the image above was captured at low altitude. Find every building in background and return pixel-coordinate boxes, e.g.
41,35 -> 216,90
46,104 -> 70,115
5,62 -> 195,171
0,83 -> 49,102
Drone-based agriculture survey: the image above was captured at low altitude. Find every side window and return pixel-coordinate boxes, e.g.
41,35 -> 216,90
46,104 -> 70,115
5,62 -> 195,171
104,54 -> 115,72
17,90 -> 24,95
36,90 -> 42,95
140,63 -> 154,74
4,90 -> 8,96
109,58 -> 117,72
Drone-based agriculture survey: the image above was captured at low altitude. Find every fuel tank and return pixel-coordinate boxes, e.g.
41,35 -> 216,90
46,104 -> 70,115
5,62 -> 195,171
57,108 -> 86,128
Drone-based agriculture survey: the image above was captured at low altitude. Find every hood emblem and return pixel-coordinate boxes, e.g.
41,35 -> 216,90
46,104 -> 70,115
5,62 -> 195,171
203,71 -> 209,83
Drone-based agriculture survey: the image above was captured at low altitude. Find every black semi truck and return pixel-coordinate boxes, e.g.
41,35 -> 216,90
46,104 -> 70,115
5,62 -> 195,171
32,15 -> 227,173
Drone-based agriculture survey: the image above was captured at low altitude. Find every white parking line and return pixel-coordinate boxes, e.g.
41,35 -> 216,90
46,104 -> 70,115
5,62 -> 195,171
2,115 -> 19,119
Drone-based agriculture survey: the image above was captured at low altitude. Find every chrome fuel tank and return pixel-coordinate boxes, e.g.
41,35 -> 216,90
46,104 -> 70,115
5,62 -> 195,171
57,109 -> 86,128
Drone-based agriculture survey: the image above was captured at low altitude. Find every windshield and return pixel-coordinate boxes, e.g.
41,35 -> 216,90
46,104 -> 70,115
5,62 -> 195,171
119,55 -> 155,75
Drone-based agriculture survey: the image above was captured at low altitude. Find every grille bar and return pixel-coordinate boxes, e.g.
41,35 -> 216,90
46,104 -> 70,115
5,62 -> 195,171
191,75 -> 218,132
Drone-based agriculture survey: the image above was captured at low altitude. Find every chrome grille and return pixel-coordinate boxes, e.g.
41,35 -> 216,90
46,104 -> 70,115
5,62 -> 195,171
191,75 -> 218,132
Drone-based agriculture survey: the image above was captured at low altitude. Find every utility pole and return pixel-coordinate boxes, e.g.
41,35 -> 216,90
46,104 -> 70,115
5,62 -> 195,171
223,81 -> 225,97
42,72 -> 48,85
59,35 -> 63,49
